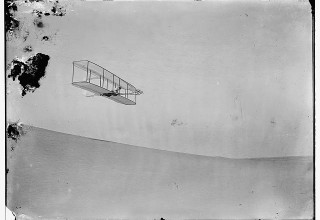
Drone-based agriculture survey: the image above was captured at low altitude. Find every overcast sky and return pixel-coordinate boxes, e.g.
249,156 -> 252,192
7,0 -> 312,158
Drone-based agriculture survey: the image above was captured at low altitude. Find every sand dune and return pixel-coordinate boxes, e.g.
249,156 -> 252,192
6,126 -> 313,220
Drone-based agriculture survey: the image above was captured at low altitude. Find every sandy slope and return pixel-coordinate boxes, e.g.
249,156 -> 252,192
6,126 -> 313,220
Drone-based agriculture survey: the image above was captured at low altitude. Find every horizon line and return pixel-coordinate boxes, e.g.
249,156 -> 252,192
13,123 -> 313,161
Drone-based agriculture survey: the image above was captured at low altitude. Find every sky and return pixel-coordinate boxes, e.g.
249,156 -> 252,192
7,0 -> 313,158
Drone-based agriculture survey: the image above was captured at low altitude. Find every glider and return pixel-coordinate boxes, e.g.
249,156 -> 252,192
72,60 -> 143,105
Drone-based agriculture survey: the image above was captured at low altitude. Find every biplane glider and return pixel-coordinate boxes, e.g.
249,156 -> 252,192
72,60 -> 143,105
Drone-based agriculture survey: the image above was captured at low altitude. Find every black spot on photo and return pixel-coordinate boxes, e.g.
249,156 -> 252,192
8,53 -> 50,96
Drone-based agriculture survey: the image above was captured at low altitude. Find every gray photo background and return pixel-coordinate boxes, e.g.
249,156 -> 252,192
6,0 -> 313,220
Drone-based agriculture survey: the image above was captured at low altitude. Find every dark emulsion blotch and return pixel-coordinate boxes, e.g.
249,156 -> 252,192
8,53 -> 50,96
5,0 -> 20,34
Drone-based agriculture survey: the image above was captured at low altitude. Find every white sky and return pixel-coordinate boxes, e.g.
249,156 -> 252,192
7,0 -> 313,158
